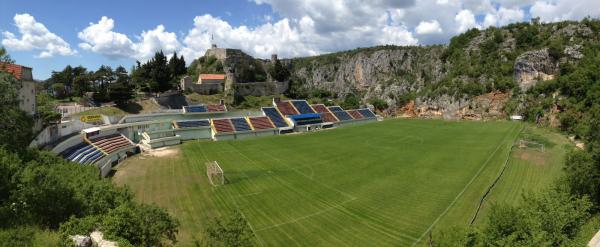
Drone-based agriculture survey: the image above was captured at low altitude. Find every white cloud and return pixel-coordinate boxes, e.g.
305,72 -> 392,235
483,7 -> 525,27
530,0 -> 600,23
455,9 -> 479,33
78,16 -> 181,61
71,0 -> 600,63
180,13 -> 417,62
415,20 -> 443,34
1,13 -> 76,58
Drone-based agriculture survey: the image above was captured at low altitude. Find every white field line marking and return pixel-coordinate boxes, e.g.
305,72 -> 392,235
256,197 -> 357,232
235,191 -> 263,198
410,124 -> 519,247
198,145 -> 266,247
252,145 -> 357,201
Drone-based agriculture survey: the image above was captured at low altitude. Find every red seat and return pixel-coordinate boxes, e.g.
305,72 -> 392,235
249,117 -> 275,130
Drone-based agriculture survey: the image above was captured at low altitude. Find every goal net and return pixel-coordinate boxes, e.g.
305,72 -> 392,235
206,161 -> 224,186
517,139 -> 545,152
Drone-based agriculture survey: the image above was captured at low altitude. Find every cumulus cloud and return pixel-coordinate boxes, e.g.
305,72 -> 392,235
530,0 -> 600,22
483,7 -> 525,27
180,13 -> 417,62
1,13 -> 76,58
78,16 -> 181,61
415,20 -> 443,34
455,9 -> 479,33
71,0 -> 600,63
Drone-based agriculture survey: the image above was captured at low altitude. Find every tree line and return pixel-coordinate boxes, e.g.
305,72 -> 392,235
46,51 -> 187,105
0,47 -> 179,246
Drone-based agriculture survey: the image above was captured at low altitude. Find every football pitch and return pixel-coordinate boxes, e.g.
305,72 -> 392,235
113,119 -> 568,246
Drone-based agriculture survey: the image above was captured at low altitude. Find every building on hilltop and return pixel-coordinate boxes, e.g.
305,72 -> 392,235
182,44 -> 290,97
0,63 -> 36,115
198,73 -> 226,84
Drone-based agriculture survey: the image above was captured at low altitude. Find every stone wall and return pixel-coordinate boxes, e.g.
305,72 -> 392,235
188,83 -> 223,95
233,81 -> 289,96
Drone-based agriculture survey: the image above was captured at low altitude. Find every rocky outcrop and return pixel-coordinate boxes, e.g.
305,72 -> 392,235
514,48 -> 558,91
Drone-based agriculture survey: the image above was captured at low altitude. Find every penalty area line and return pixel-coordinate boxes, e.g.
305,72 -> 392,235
255,197 -> 357,232
410,124 -> 518,247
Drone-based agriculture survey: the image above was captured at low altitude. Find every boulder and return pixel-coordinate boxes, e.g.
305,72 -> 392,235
71,235 -> 92,247
514,48 -> 558,91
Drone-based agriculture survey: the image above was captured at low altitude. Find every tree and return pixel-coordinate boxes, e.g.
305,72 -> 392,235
0,107 -> 33,154
341,93 -> 360,110
267,59 -> 290,82
13,164 -> 82,229
368,98 -> 388,112
0,46 -> 15,64
151,51 -> 172,92
564,150 -> 600,209
102,202 -> 179,247
168,52 -> 187,80
196,211 -> 254,247
0,70 -> 20,106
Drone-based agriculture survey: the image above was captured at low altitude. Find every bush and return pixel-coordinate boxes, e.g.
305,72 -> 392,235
368,98 -> 388,111
102,202 -> 179,247
196,211 -> 254,247
340,93 -> 360,110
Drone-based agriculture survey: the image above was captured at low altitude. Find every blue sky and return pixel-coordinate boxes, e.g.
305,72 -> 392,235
1,0 -> 599,80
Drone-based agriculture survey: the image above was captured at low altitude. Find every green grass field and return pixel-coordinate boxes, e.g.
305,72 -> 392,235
113,119 -> 569,246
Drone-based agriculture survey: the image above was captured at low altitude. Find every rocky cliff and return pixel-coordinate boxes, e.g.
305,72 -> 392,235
282,20 -> 595,120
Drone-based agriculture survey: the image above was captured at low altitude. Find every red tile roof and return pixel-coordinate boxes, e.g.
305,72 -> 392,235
200,74 -> 226,80
0,62 -> 30,80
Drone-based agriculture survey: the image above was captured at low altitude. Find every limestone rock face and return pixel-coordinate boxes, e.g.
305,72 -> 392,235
71,235 -> 92,247
513,48 -> 558,91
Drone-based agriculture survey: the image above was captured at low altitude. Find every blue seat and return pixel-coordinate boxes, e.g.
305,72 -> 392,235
73,146 -> 98,163
176,120 -> 210,128
333,111 -> 353,121
69,144 -> 94,161
80,150 -> 101,164
184,105 -> 207,113
262,107 -> 288,127
328,106 -> 344,112
60,142 -> 86,158
291,100 -> 315,114
61,143 -> 87,159
231,118 -> 251,131
358,109 -> 376,118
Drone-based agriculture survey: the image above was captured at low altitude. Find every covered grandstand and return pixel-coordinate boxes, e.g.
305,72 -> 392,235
50,98 -> 378,177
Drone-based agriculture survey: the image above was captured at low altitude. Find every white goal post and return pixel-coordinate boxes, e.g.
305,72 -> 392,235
517,139 -> 545,152
206,161 -> 224,186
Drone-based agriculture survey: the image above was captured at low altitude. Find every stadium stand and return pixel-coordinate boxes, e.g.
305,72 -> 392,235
90,134 -> 133,154
176,120 -> 210,128
311,104 -> 331,113
332,110 -> 353,121
207,104 -> 227,112
60,142 -> 87,158
230,118 -> 252,131
262,107 -> 288,127
347,110 -> 364,119
320,112 -> 339,123
67,143 -> 104,164
276,101 -> 299,116
358,109 -> 377,118
212,119 -> 235,133
248,116 -> 276,130
291,100 -> 316,114
184,105 -> 207,113
328,106 -> 344,112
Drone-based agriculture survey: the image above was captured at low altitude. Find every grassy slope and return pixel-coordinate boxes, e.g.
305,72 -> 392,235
113,119 -> 564,246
